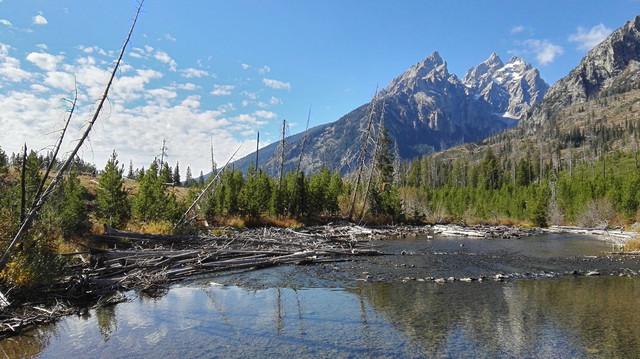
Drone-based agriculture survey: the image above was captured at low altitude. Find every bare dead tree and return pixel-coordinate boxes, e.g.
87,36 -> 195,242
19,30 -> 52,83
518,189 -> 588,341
0,0 -> 145,271
19,144 -> 27,224
255,131 -> 259,171
278,119 -> 286,191
31,86 -> 78,209
159,138 -> 167,167
296,106 -> 311,173
347,86 -> 378,220
174,145 -> 242,229
358,98 -> 386,223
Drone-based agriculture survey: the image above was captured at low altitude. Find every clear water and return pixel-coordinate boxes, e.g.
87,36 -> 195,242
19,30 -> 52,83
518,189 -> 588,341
382,233 -> 615,258
3,235 -> 639,359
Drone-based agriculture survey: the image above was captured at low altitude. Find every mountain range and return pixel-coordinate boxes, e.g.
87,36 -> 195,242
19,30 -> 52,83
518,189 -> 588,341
233,15 -> 640,176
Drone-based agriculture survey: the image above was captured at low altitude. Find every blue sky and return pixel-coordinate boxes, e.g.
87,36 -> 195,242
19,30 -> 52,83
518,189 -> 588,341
0,0 -> 638,175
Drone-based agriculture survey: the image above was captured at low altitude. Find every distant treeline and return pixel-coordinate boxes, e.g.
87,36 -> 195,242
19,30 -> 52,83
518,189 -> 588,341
396,147 -> 640,227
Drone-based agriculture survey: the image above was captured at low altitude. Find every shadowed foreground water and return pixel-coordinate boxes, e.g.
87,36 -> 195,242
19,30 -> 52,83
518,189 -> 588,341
2,276 -> 640,358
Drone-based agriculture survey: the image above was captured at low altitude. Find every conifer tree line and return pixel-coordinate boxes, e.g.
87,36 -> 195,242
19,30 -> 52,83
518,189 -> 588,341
397,144 -> 640,227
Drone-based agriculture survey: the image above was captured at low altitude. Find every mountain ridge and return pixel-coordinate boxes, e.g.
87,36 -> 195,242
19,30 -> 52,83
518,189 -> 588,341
232,51 -> 548,175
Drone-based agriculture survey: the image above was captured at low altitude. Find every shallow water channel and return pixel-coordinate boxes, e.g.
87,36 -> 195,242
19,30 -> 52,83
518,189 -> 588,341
4,235 -> 640,358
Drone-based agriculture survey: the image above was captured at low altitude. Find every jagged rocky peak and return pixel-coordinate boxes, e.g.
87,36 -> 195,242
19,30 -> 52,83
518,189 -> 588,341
464,53 -> 548,118
527,15 -> 640,124
384,51 -> 454,94
463,52 -> 504,86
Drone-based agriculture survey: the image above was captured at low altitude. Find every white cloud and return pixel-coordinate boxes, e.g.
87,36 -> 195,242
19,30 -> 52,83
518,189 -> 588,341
174,82 -> 198,91
154,50 -> 177,71
521,39 -> 563,65
163,33 -> 177,42
80,45 -> 107,56
0,43 -> 32,82
233,114 -> 266,127
241,91 -> 257,100
241,63 -> 250,70
0,44 -> 261,177
258,65 -> 271,74
26,52 -> 64,71
33,14 -> 48,25
211,84 -> 234,96
44,71 -> 75,92
269,96 -> 282,105
511,25 -> 525,34
568,24 -> 613,50
254,110 -> 276,119
180,67 -> 208,78
30,84 -> 49,93
35,43 -> 48,50
0,19 -> 12,27
263,78 -> 291,90
146,88 -> 177,106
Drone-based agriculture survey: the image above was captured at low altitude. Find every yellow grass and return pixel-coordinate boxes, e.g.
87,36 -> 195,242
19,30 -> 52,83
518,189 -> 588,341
623,238 -> 640,252
126,221 -> 174,235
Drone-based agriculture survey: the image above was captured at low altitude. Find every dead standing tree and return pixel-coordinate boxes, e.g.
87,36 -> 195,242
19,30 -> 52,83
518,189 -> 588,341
0,1 -> 145,271
296,106 -> 312,173
358,98 -> 386,223
347,87 -> 379,220
276,119 -> 287,194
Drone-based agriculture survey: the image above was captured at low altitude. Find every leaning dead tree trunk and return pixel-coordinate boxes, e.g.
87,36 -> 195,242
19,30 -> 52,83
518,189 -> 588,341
348,87 -> 378,220
0,1 -> 144,271
358,99 -> 386,223
174,145 -> 242,229
31,86 -> 77,209
19,144 -> 27,224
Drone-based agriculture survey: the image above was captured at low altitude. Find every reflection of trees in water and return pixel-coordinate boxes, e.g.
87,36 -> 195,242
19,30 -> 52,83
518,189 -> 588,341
513,278 -> 640,357
354,278 -> 640,357
0,324 -> 58,358
96,305 -> 118,342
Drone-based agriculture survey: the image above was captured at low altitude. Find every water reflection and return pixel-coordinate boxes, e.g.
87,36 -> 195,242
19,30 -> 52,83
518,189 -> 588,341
356,277 -> 640,358
2,277 -> 640,358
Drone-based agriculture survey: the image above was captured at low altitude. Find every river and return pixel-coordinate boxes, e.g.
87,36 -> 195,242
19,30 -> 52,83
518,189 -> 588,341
3,234 -> 640,358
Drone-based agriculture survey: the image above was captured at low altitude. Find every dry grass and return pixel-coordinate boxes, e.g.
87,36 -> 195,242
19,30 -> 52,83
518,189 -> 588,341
624,238 -> 640,252
126,221 -> 174,235
261,216 -> 304,228
209,215 -> 304,229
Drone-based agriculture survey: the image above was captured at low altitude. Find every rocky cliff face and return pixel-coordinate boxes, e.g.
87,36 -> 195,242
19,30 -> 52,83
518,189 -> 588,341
233,52 -> 548,175
463,53 -> 549,119
527,15 -> 640,125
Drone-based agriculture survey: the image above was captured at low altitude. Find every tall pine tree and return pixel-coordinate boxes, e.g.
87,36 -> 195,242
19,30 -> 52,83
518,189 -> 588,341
96,151 -> 130,227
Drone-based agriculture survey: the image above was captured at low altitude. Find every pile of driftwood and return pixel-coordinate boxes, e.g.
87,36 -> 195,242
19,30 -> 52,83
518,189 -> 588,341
86,226 -> 383,295
0,225 -> 383,338
431,224 -> 536,239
